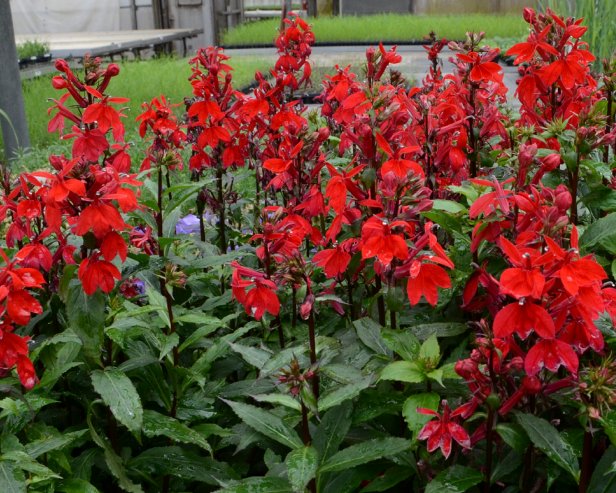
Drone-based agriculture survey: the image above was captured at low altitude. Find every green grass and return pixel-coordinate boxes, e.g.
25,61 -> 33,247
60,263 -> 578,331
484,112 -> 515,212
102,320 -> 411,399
21,55 -> 267,149
223,13 -> 528,46
3,55 -> 268,169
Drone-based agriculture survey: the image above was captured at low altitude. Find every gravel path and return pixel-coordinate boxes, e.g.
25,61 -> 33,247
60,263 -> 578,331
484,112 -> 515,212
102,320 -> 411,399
225,45 -> 520,107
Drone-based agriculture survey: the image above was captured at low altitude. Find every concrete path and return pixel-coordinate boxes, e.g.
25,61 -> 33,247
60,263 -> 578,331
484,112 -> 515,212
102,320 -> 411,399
225,45 -> 520,106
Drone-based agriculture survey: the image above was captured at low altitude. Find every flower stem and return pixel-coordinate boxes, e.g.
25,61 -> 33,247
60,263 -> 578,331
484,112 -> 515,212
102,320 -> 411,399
308,312 -> 319,400
579,429 -> 593,493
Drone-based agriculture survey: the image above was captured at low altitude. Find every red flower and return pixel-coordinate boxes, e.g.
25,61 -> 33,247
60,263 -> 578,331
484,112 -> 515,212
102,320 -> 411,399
407,260 -> 451,307
313,245 -> 351,279
78,254 -> 122,295
493,301 -> 555,340
418,400 -> 471,459
73,201 -> 127,239
498,237 -> 545,299
525,339 -> 578,376
6,289 -> 43,326
361,217 -> 408,266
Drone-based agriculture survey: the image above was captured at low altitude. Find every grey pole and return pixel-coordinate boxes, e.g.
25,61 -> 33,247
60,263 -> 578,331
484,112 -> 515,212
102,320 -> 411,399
0,0 -> 30,159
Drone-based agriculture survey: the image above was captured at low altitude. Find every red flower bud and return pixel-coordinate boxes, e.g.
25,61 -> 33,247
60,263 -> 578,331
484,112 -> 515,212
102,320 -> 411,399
106,63 -> 120,77
51,76 -> 68,89
55,59 -> 70,73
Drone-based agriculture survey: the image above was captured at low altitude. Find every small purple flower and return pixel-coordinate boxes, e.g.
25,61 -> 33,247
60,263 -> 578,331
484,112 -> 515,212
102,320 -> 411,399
204,210 -> 219,226
175,214 -> 201,235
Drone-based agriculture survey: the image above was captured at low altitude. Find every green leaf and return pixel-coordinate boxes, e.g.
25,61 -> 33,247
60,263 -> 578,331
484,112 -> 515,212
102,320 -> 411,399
319,437 -> 410,473
129,447 -> 235,485
581,186 -> 616,213
251,394 -> 302,412
87,414 -> 144,493
402,392 -> 440,434
588,446 -> 616,493
222,399 -> 303,449
142,410 -> 212,454
0,461 -> 25,493
215,477 -> 293,493
285,446 -> 318,493
229,342 -> 272,369
318,378 -> 373,412
425,465 -> 483,493
360,466 -> 414,491
601,410 -> 616,446
24,429 -> 87,459
411,323 -> 467,340
58,479 -> 102,493
65,283 -> 105,366
432,199 -> 467,213
381,329 -> 420,361
516,413 -> 580,482
379,361 -> 425,383
146,288 -> 171,329
580,212 -> 616,255
313,401 -> 353,462
419,334 -> 440,363
353,318 -> 391,356
91,368 -> 143,437
496,423 -> 530,454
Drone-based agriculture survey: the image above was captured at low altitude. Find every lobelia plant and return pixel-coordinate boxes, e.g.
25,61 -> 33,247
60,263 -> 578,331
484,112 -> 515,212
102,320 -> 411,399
0,7 -> 614,493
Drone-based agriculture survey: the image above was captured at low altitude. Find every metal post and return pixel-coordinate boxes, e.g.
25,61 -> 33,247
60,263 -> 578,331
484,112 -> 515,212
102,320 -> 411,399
307,0 -> 317,17
0,1 -> 30,159
130,0 -> 138,29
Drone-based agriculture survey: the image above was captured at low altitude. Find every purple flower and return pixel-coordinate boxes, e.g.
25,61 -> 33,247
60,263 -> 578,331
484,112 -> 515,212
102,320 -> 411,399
175,214 -> 201,235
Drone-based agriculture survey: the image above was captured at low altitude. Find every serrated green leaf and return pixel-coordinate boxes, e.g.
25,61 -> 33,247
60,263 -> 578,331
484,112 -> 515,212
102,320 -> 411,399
0,451 -> 61,481
425,465 -> 483,493
580,212 -> 616,255
24,430 -> 87,459
411,323 -> 467,340
353,318 -> 391,356
601,410 -> 616,446
403,392 -> 440,433
146,288 -> 171,328
360,466 -> 414,491
91,368 -> 143,437
432,199 -> 467,213
142,410 -> 212,453
286,446 -> 318,493
215,477 -> 293,493
496,423 -> 530,454
318,378 -> 372,412
58,479 -> 101,493
516,413 -> 580,482
319,437 -> 410,473
313,402 -> 353,462
229,342 -> 272,369
0,461 -> 25,493
87,414 -> 144,493
419,334 -> 440,362
65,284 -> 105,366
222,399 -> 303,449
129,446 -> 235,485
379,361 -> 425,383
588,446 -> 616,493
251,394 -> 302,412
381,329 -> 420,361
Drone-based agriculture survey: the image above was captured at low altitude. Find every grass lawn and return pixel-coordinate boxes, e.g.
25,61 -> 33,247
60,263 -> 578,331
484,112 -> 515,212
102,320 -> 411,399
2,55 -> 267,169
19,55 -> 267,152
223,13 -> 528,46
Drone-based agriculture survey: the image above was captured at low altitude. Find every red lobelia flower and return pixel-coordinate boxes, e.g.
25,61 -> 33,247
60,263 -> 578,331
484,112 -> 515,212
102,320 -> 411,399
418,400 -> 471,459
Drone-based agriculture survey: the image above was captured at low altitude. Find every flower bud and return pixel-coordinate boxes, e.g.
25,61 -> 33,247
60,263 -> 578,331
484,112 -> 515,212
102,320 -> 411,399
54,59 -> 70,73
52,76 -> 68,89
108,63 -> 120,77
